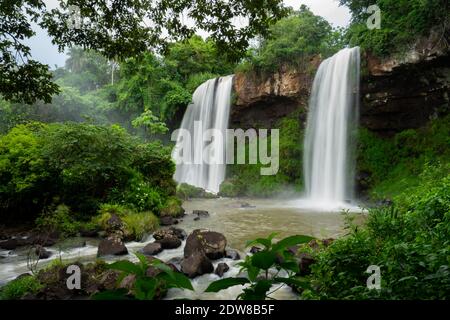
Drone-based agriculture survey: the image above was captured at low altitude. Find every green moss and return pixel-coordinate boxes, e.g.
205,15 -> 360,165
159,196 -> 184,217
357,114 -> 450,201
176,183 -> 217,200
226,111 -> 305,197
218,179 -> 241,197
0,276 -> 43,300
121,212 -> 159,240
92,204 -> 158,240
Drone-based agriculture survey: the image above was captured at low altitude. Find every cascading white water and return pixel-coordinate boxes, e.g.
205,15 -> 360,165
172,75 -> 234,193
303,47 -> 360,206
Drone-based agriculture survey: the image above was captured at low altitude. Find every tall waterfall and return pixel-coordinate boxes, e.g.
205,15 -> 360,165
303,47 -> 360,205
172,75 -> 234,193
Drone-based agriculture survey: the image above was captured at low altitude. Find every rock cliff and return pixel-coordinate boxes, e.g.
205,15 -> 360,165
231,34 -> 449,134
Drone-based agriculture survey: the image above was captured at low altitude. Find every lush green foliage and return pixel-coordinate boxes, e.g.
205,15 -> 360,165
0,276 -> 43,300
176,183 -> 217,200
223,113 -> 305,197
93,253 -> 193,300
357,114 -> 450,200
341,0 -> 449,56
304,172 -> 450,299
0,122 -> 176,223
1,0 -> 287,104
206,233 -> 314,300
237,5 -> 345,73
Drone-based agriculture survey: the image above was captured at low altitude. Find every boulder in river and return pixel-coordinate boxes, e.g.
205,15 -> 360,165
97,237 -> 128,257
156,236 -> 181,250
153,227 -> 186,241
215,263 -> 230,277
193,210 -> 210,218
0,238 -> 20,250
225,249 -> 241,260
35,245 -> 52,259
184,229 -> 227,260
297,252 -> 316,276
160,216 -> 177,226
142,242 -> 163,255
181,251 -> 214,278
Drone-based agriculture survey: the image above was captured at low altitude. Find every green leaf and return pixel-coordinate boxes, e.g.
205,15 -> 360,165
272,235 -> 315,252
107,260 -> 143,276
135,252 -> 149,270
247,265 -> 260,282
251,251 -> 277,270
205,277 -> 250,293
162,272 -> 194,291
134,277 -> 157,300
239,280 -> 272,300
246,232 -> 278,249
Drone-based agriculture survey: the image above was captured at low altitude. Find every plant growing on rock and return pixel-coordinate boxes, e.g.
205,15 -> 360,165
205,233 -> 314,300
93,253 -> 193,300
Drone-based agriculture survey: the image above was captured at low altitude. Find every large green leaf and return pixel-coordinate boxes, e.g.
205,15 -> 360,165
107,260 -> 143,276
134,277 -> 157,300
239,280 -> 272,300
251,250 -> 277,270
159,272 -> 194,291
272,235 -> 315,252
205,277 -> 250,292
246,232 -> 278,249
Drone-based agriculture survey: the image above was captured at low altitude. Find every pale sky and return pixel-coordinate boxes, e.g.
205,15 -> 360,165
26,0 -> 351,68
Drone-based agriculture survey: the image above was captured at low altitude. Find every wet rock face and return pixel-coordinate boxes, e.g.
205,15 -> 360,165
230,59 -> 320,130
184,229 -> 227,260
361,55 -> 449,136
97,237 -> 128,257
181,251 -> 214,278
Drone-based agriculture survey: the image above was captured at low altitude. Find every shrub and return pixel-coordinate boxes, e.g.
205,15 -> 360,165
35,204 -> 81,237
340,0 -> 449,57
93,204 -> 159,240
304,174 -> 450,299
121,212 -> 159,241
176,183 -> 217,200
159,196 -> 184,217
0,122 -> 177,222
0,276 -> 43,300
238,5 -> 345,73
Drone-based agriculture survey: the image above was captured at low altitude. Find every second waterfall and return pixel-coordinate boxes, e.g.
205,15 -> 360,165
303,47 -> 360,205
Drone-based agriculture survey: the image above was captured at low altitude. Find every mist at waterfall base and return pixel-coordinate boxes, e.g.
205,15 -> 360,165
294,47 -> 361,211
172,75 -> 234,194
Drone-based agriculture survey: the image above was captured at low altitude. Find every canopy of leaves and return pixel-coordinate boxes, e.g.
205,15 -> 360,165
1,0 -> 288,105
340,0 -> 449,56
239,5 -> 345,72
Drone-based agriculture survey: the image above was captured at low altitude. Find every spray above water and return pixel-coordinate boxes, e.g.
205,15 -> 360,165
303,47 -> 361,208
172,75 -> 234,193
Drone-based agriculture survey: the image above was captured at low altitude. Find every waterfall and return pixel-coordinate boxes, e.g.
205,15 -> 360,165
303,47 -> 360,205
172,75 -> 234,193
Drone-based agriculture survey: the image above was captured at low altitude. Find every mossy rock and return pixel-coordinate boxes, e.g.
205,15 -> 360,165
218,180 -> 241,197
176,183 -> 218,200
160,196 -> 185,218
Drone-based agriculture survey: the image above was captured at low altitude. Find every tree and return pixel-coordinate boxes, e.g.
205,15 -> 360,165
0,0 -> 59,104
0,0 -> 288,105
